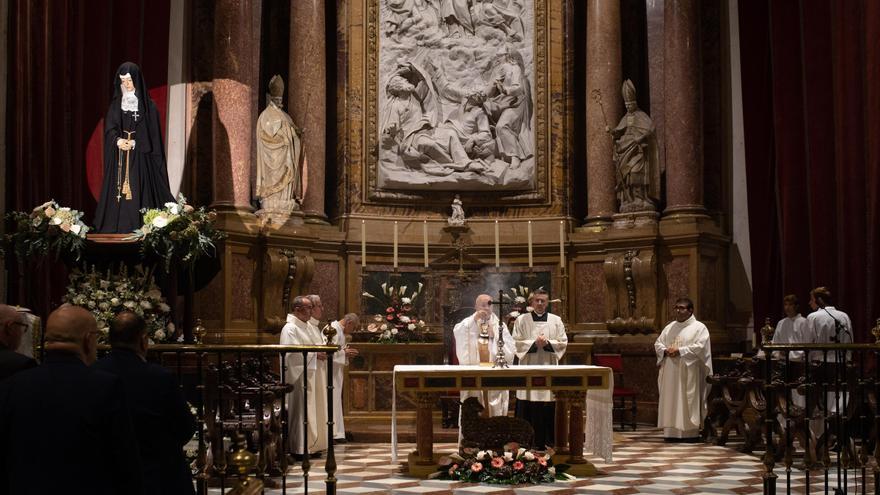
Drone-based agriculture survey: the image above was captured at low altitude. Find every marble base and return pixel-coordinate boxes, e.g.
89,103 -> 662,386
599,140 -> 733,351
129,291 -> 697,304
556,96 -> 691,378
611,211 -> 660,229
256,208 -> 305,227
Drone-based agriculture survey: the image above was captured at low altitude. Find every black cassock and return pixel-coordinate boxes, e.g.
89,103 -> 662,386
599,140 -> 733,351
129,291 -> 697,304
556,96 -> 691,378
94,62 -> 175,234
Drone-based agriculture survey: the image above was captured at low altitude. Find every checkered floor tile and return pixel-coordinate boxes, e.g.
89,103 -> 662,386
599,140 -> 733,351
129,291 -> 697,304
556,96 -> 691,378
206,429 -> 869,494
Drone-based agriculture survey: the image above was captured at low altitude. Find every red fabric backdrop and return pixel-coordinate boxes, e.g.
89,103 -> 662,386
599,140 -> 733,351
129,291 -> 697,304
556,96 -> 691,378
739,0 -> 880,341
6,0 -> 170,315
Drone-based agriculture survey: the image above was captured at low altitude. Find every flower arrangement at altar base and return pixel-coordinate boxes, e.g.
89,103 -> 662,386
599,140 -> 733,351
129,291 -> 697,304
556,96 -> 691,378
3,200 -> 90,263
129,194 -> 226,273
433,443 -> 572,484
64,265 -> 173,344
362,282 -> 428,343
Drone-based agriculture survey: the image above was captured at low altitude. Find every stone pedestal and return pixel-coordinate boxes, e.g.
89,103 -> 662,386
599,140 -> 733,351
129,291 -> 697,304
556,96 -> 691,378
584,0 -> 623,228
612,211 -> 660,230
290,0 -> 328,224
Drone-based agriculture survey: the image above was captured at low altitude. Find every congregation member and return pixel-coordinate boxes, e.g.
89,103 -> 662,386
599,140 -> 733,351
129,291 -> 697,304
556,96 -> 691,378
0,304 -> 36,380
0,305 -> 143,494
453,294 -> 515,418
281,295 -> 328,457
512,289 -> 567,450
329,313 -> 359,443
94,311 -> 196,495
654,297 -> 712,442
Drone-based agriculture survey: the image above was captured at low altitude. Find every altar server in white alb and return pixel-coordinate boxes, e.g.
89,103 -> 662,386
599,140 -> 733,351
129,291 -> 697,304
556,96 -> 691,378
512,289 -> 567,449
281,296 -> 328,455
453,294 -> 516,417
328,313 -> 359,443
771,294 -> 808,362
654,297 -> 712,442
806,286 -> 852,421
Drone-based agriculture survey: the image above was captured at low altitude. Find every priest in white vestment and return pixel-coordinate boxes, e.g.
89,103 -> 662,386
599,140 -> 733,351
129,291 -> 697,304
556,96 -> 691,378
453,294 -> 516,419
806,287 -> 852,424
512,289 -> 567,449
281,296 -> 329,455
329,313 -> 359,442
654,297 -> 712,441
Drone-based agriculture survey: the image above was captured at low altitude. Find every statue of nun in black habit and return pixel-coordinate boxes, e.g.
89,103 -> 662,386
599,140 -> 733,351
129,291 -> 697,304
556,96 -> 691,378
93,62 -> 175,233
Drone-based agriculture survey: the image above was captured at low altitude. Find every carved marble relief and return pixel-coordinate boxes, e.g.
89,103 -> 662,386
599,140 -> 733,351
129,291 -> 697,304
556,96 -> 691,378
376,0 -> 537,192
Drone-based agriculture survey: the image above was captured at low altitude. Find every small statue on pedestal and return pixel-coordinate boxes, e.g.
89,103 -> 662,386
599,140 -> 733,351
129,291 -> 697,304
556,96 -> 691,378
448,194 -> 466,226
606,80 -> 660,213
255,75 -> 304,225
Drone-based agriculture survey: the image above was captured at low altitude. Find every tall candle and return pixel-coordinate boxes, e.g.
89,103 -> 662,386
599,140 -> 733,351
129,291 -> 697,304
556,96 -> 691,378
361,220 -> 366,267
527,220 -> 533,268
559,220 -> 565,268
393,221 -> 399,269
494,220 -> 500,268
423,220 -> 429,268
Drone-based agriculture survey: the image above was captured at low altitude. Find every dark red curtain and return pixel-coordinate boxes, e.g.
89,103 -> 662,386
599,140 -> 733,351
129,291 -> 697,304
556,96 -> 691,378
739,0 -> 880,341
5,0 -> 170,317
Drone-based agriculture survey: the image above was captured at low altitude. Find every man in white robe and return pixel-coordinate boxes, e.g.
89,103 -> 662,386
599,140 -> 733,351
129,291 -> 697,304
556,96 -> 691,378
806,287 -> 852,423
512,289 -> 567,449
328,313 -> 359,442
654,297 -> 712,441
453,294 -> 516,418
771,294 -> 808,362
281,296 -> 328,456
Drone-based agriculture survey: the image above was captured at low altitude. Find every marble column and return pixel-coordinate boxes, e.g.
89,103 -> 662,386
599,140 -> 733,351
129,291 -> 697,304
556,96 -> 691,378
290,0 -> 328,224
663,0 -> 706,216
585,0 -> 623,228
211,0 -> 258,212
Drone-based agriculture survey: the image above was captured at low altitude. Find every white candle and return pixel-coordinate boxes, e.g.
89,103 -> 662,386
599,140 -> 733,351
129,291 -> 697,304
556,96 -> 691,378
527,220 -> 533,268
361,220 -> 366,267
394,221 -> 399,269
494,220 -> 500,268
423,220 -> 429,268
559,220 -> 565,268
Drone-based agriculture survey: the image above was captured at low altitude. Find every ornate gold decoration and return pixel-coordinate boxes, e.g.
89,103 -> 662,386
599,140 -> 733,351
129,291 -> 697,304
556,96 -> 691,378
193,318 -> 206,344
760,318 -> 774,346
226,432 -> 263,495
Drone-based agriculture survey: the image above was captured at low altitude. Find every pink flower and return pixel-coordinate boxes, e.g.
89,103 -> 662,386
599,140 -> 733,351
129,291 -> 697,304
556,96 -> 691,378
471,462 -> 483,473
386,307 -> 395,313
513,461 -> 524,471
387,315 -> 395,321
538,457 -> 547,466
449,463 -> 458,475
491,457 -> 504,468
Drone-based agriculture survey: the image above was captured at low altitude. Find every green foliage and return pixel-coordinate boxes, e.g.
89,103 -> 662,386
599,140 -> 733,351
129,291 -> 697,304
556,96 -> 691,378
362,281 -> 428,343
129,195 -> 226,273
3,200 -> 89,263
434,444 -> 572,485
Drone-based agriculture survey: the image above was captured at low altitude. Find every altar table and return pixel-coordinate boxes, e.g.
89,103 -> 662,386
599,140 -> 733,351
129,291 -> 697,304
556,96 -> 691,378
391,365 -> 614,476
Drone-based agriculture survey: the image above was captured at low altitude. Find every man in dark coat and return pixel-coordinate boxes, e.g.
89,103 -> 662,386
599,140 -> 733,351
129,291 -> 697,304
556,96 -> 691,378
0,305 -> 143,495
93,61 -> 175,233
94,311 -> 196,495
0,305 -> 36,381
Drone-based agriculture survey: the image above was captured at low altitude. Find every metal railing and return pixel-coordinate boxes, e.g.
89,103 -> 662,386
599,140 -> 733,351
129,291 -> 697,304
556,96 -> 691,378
99,344 -> 341,495
759,342 -> 880,495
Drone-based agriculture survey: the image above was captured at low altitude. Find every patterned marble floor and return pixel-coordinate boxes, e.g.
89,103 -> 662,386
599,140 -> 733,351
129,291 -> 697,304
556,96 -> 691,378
207,429 -> 869,494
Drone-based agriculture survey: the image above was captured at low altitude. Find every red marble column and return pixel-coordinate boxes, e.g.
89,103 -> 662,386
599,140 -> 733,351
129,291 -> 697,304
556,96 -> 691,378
566,393 -> 587,465
290,0 -> 328,224
585,0 -> 623,228
663,0 -> 706,216
415,393 -> 436,465
211,0 -> 258,212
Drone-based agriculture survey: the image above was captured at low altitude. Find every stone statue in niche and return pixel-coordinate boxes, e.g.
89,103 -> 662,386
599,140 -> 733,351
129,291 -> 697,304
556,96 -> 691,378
377,0 -> 536,191
448,195 -> 466,226
256,75 -> 304,224
607,79 -> 660,213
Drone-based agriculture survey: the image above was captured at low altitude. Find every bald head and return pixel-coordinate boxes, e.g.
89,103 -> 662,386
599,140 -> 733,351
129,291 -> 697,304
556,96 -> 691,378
475,294 -> 492,312
0,304 -> 25,350
45,305 -> 98,364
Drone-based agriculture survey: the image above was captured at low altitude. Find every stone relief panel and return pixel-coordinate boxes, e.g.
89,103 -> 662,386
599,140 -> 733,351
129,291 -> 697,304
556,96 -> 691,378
371,0 -> 542,195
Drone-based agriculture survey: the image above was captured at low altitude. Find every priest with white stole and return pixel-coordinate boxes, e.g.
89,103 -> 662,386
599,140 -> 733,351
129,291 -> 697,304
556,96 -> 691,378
654,297 -> 713,442
281,295 -> 328,456
454,294 -> 516,419
512,289 -> 567,450
328,313 -> 359,443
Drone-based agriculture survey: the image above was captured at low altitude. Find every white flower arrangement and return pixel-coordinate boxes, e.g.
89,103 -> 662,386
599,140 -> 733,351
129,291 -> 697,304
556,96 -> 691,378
5,200 -> 90,262
64,265 -> 173,344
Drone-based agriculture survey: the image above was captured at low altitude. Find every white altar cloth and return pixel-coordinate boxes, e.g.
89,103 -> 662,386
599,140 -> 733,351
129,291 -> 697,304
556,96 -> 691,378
391,364 -> 614,463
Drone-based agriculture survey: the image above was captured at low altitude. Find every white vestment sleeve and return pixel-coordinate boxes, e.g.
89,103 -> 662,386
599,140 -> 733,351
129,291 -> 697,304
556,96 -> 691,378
679,324 -> 711,372
333,329 -> 347,366
654,326 -> 669,366
453,318 -> 472,365
281,323 -> 304,385
512,315 -> 536,361
546,316 -> 567,361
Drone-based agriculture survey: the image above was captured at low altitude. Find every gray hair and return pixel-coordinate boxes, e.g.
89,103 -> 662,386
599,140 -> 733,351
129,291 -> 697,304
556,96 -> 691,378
291,295 -> 311,310
341,313 -> 360,325
306,294 -> 322,304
